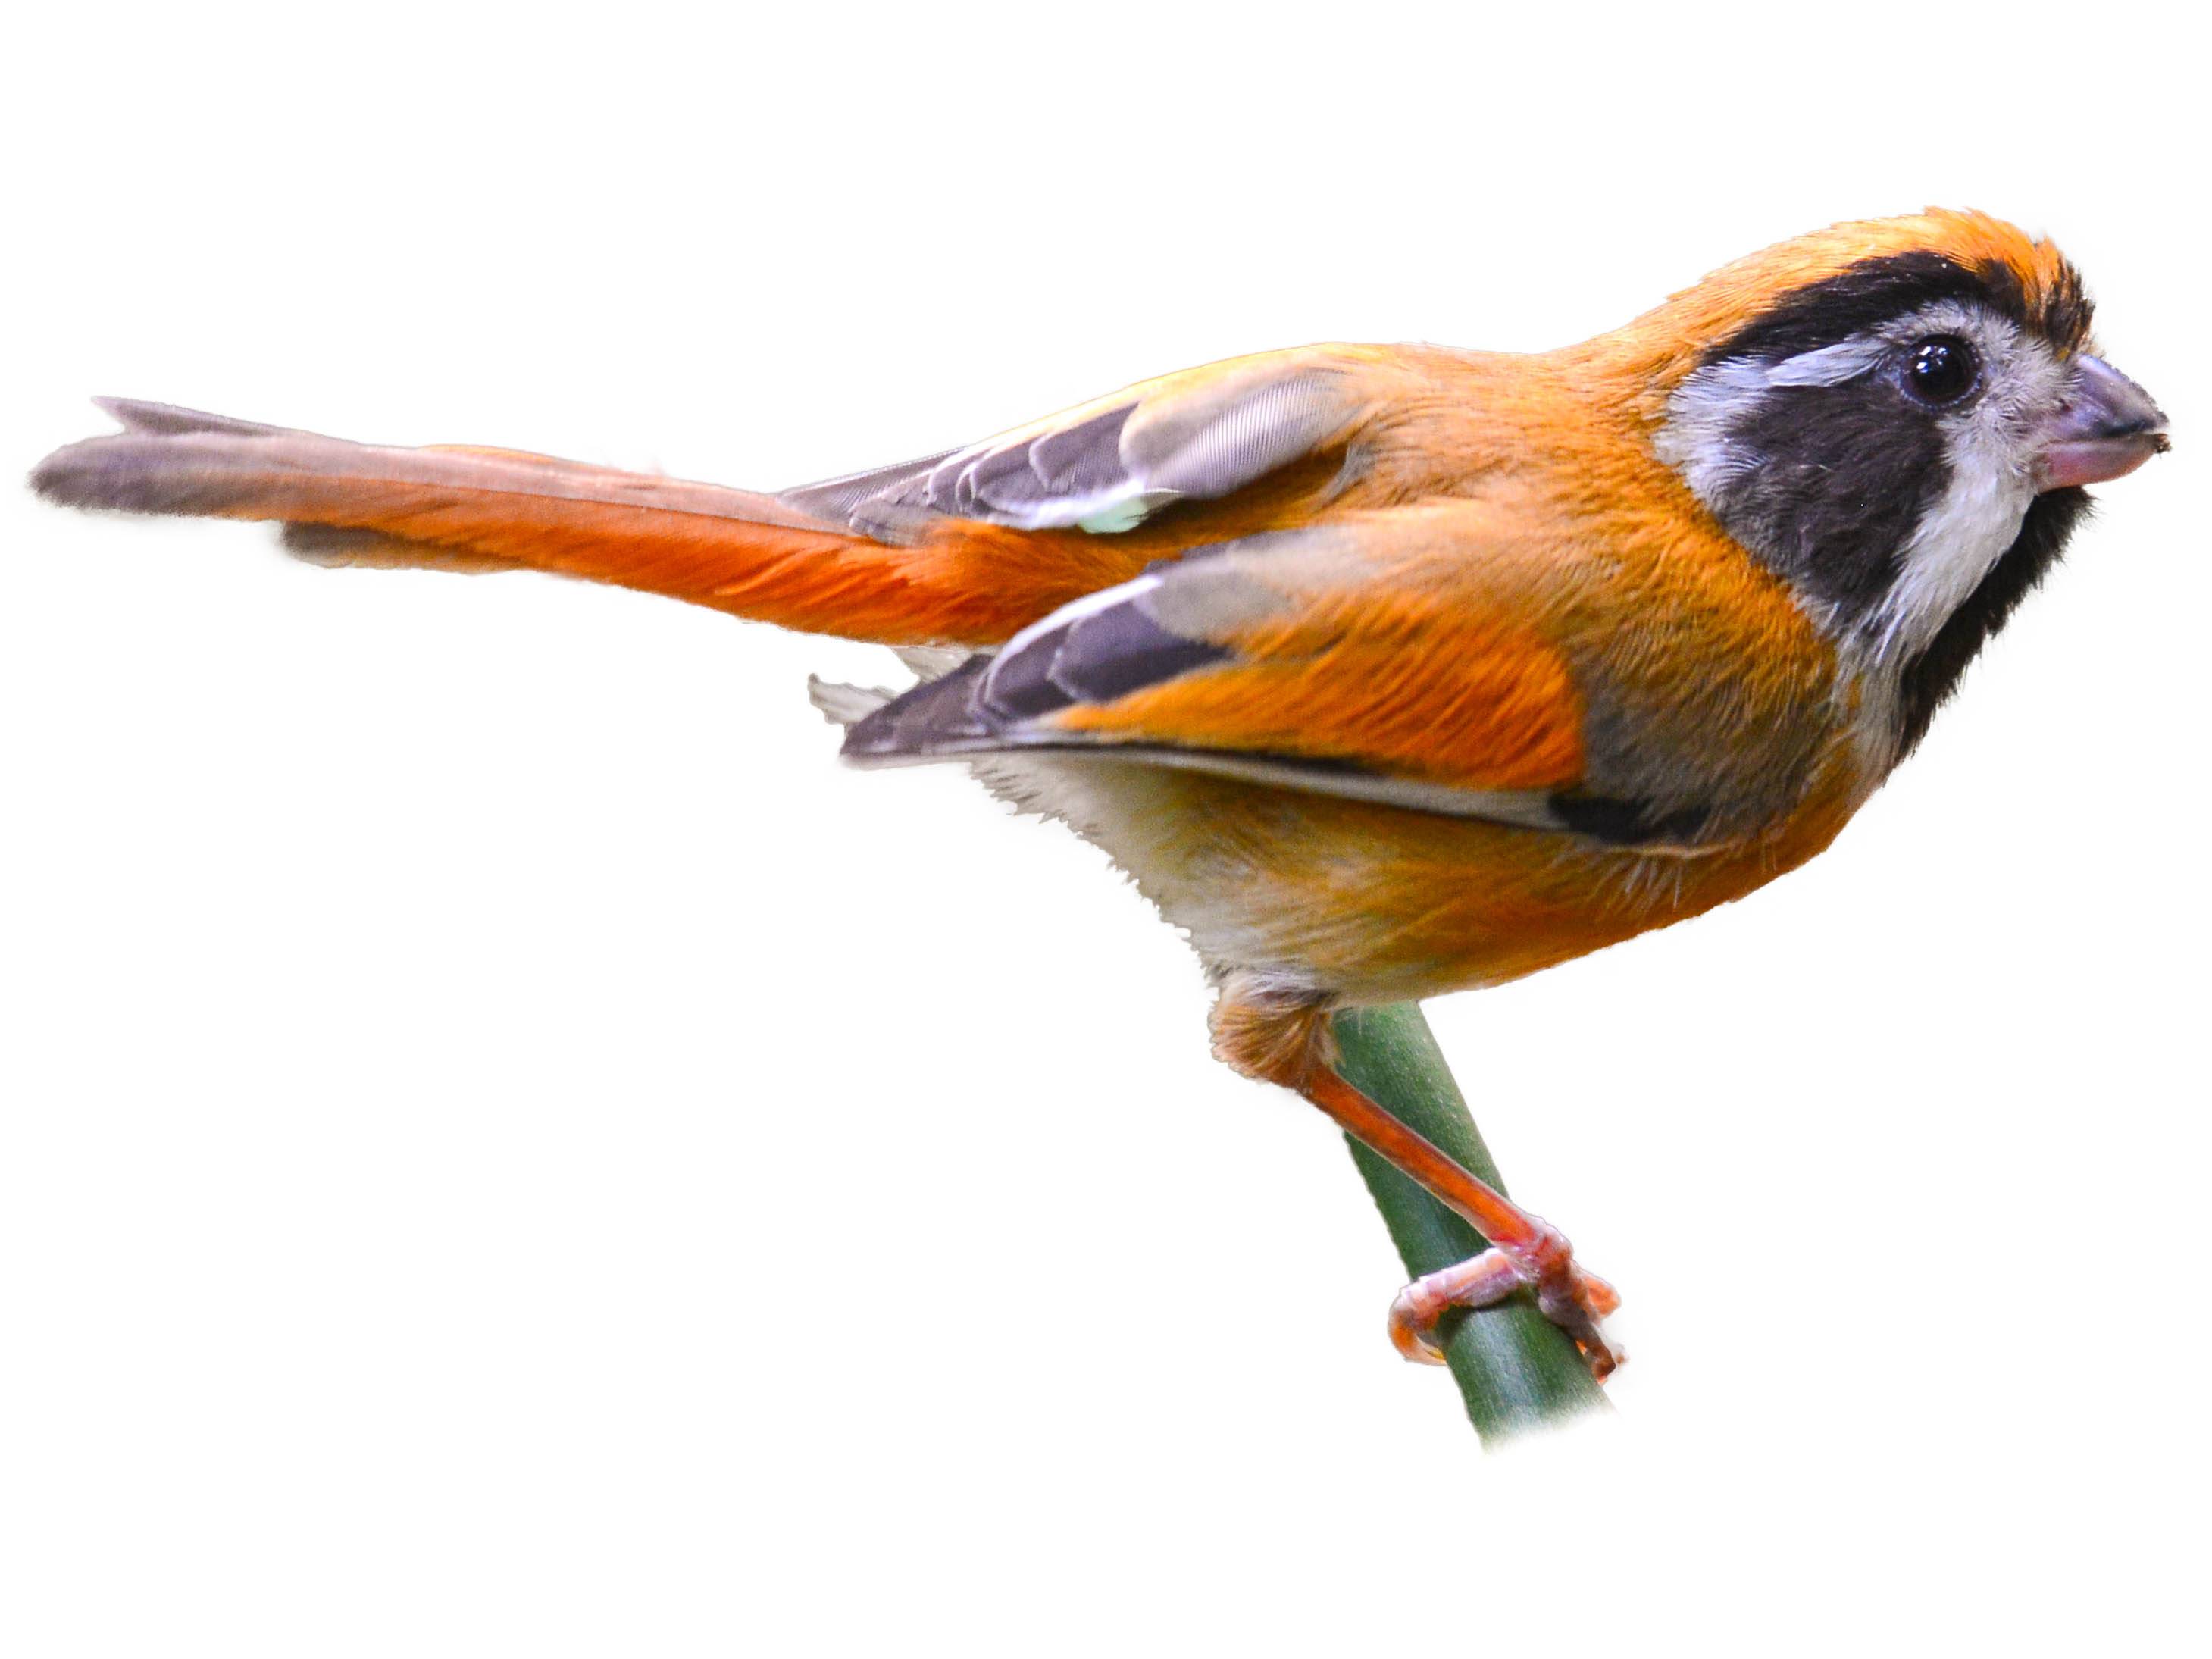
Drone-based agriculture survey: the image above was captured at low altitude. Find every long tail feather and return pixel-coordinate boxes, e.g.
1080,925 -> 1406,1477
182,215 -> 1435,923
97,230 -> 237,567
30,400 -> 1110,646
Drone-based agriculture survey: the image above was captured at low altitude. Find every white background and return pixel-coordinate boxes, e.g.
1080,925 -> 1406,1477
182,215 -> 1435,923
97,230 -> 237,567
5,5 -> 2204,1654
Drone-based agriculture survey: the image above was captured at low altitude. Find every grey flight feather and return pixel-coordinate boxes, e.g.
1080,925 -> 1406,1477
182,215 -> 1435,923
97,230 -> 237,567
777,351 -> 1368,538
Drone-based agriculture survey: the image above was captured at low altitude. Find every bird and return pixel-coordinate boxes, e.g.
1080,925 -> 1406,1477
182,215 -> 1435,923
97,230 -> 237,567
30,208 -> 2169,1380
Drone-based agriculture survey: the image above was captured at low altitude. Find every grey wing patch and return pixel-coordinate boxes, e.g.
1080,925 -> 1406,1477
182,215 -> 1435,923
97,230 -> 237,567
777,353 -> 1363,539
772,445 -> 963,538
842,571 -> 1232,756
981,578 -> 1234,719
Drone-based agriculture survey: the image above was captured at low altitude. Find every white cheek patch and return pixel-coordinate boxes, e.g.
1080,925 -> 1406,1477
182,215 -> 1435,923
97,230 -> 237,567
1870,430 -> 2035,659
1872,311 -> 2073,660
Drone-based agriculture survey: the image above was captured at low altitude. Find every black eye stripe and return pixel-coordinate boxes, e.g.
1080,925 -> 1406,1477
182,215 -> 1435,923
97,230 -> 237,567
1703,250 -> 2089,367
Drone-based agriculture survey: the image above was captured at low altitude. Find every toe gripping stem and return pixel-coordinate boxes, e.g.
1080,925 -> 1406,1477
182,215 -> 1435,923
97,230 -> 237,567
1387,1225 -> 1624,1379
1301,1054 -> 1625,1381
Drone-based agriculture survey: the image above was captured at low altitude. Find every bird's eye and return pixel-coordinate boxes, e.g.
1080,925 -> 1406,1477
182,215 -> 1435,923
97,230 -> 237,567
1903,336 -> 1979,406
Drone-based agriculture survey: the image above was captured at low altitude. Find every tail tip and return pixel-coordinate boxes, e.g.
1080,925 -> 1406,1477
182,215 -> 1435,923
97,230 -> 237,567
30,399 -> 293,514
27,443 -> 98,509
29,399 -> 177,511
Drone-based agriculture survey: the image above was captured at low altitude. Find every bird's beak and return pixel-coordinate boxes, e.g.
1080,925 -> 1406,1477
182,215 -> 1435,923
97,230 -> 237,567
2035,354 -> 2170,490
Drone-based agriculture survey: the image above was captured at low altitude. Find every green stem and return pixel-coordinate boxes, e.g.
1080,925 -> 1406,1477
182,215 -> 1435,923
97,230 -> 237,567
1331,1003 -> 1608,1444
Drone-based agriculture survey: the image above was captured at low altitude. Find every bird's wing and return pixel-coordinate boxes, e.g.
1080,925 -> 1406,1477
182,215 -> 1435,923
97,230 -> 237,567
777,345 -> 1389,539
844,509 -> 1712,840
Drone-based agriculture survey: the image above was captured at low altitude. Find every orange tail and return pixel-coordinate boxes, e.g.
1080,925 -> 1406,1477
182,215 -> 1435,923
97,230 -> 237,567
30,400 -> 1141,646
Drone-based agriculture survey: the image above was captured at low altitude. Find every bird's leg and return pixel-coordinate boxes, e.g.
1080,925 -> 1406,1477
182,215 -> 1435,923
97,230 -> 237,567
1301,1064 -> 1624,1378
1212,981 -> 1624,1379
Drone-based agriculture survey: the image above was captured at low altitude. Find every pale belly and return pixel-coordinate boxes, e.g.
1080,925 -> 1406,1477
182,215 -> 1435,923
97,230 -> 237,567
965,753 -> 1858,1007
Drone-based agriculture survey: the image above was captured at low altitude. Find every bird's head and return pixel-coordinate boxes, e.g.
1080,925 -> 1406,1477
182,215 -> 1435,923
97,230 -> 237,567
1599,209 -> 2167,752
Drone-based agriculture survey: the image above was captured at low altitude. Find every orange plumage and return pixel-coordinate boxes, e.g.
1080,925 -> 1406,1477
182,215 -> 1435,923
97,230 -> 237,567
31,208 -> 2167,1378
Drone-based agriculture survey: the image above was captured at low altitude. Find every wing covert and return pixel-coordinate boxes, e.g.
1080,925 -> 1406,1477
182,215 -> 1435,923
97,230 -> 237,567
777,346 -> 1383,540
843,519 -> 1594,826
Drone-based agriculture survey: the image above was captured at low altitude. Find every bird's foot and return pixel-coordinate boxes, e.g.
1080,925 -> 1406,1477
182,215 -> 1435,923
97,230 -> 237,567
1387,1222 -> 1625,1381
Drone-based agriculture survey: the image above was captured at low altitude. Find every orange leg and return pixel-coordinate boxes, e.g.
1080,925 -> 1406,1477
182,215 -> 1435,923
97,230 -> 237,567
1210,982 -> 1623,1380
1302,1066 -> 1625,1379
